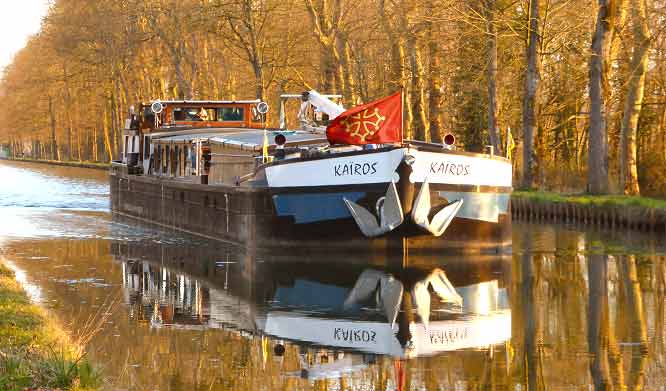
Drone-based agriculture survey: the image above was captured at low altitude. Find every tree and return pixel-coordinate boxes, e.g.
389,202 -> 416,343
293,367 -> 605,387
522,0 -> 540,189
587,0 -> 615,194
619,0 -> 651,195
0,0 -> 664,201
484,0 -> 501,155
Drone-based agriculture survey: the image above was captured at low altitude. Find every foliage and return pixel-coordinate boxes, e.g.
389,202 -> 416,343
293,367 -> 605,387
0,263 -> 101,390
0,0 -> 663,196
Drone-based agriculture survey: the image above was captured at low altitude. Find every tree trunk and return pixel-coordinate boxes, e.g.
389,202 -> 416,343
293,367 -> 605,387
587,0 -> 614,194
252,59 -> 265,100
406,37 -> 427,141
48,96 -> 59,161
76,127 -> 82,161
110,89 -> 119,159
619,0 -> 651,195
103,103 -> 113,162
336,34 -> 357,104
485,0 -> 501,155
427,7 -> 442,144
93,125 -> 98,162
606,0 -> 629,189
63,62 -> 74,161
319,53 -> 336,92
172,43 -> 191,99
304,0 -> 341,96
661,99 -> 666,161
74,101 -> 82,162
521,0 -> 540,189
378,0 -> 405,94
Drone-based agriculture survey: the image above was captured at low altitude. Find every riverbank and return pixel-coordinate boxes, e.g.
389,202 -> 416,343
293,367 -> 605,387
512,191 -> 666,232
0,259 -> 100,390
0,157 -> 109,170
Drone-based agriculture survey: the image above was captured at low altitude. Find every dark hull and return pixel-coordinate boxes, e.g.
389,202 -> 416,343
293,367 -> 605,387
110,169 -> 511,254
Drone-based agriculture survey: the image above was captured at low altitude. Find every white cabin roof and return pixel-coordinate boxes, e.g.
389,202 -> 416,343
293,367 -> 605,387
148,99 -> 261,105
152,129 -> 327,151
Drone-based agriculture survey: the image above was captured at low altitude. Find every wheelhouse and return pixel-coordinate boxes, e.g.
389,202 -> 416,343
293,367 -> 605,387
138,100 -> 265,132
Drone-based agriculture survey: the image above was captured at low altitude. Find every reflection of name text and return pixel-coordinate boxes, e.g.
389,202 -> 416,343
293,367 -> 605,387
429,162 -> 470,176
334,327 -> 377,343
334,162 -> 378,177
429,327 -> 470,345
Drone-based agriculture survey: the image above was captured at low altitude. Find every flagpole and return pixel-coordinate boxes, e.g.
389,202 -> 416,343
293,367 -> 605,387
400,88 -> 405,144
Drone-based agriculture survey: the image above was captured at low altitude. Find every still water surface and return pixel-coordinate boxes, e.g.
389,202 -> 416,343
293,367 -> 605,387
1,159 -> 666,390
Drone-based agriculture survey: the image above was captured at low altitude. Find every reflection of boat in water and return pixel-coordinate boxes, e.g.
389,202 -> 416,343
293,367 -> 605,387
260,269 -> 509,359
112,238 -> 511,365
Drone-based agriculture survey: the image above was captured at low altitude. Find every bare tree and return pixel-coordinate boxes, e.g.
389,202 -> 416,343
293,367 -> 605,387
587,0 -> 615,194
522,0 -> 540,188
484,0 -> 501,155
619,0 -> 651,195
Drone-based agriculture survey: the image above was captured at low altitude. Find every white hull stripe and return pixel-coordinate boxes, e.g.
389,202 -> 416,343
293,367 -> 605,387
265,148 -> 512,188
408,149 -> 512,188
266,149 -> 405,188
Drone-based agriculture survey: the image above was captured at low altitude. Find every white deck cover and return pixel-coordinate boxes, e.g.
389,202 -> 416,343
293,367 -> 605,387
152,129 -> 326,151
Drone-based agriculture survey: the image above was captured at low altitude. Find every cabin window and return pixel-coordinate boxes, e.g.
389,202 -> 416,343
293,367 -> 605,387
154,145 -> 161,173
190,147 -> 196,171
163,145 -> 169,174
217,107 -> 244,121
172,145 -> 179,176
182,146 -> 188,176
173,107 -> 212,122
143,136 -> 150,158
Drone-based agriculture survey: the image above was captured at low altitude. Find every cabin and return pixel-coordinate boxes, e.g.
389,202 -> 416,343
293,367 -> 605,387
148,129 -> 327,185
120,95 -> 340,185
122,100 -> 264,164
137,100 -> 266,132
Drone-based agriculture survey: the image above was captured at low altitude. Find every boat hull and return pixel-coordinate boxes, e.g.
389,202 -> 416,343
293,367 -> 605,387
110,148 -> 512,254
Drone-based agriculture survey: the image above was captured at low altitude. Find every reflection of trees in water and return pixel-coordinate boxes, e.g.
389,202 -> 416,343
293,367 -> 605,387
509,229 -> 654,390
618,255 -> 648,391
10,232 -> 661,390
652,257 -> 666,389
521,230 -> 540,390
107,228 -> 665,390
587,252 -> 612,390
587,253 -> 649,391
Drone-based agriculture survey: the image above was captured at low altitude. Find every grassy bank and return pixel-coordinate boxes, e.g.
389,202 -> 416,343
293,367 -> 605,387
512,190 -> 666,231
0,157 -> 110,170
0,262 -> 100,390
512,190 -> 666,210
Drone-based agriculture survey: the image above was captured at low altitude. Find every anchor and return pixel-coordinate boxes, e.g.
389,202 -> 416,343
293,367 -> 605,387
411,178 -> 464,237
410,268 -> 463,329
344,181 -> 404,238
343,268 -> 463,329
343,269 -> 403,326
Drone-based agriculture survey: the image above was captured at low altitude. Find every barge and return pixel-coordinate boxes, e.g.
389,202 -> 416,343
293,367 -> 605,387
110,91 -> 512,253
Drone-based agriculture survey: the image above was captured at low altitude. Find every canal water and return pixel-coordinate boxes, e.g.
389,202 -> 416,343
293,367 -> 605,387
1,159 -> 666,390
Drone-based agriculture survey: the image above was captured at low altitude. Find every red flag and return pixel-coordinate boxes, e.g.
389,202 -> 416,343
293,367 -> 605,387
326,91 -> 403,145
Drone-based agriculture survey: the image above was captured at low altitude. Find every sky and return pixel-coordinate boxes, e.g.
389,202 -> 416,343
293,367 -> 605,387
0,0 -> 50,71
